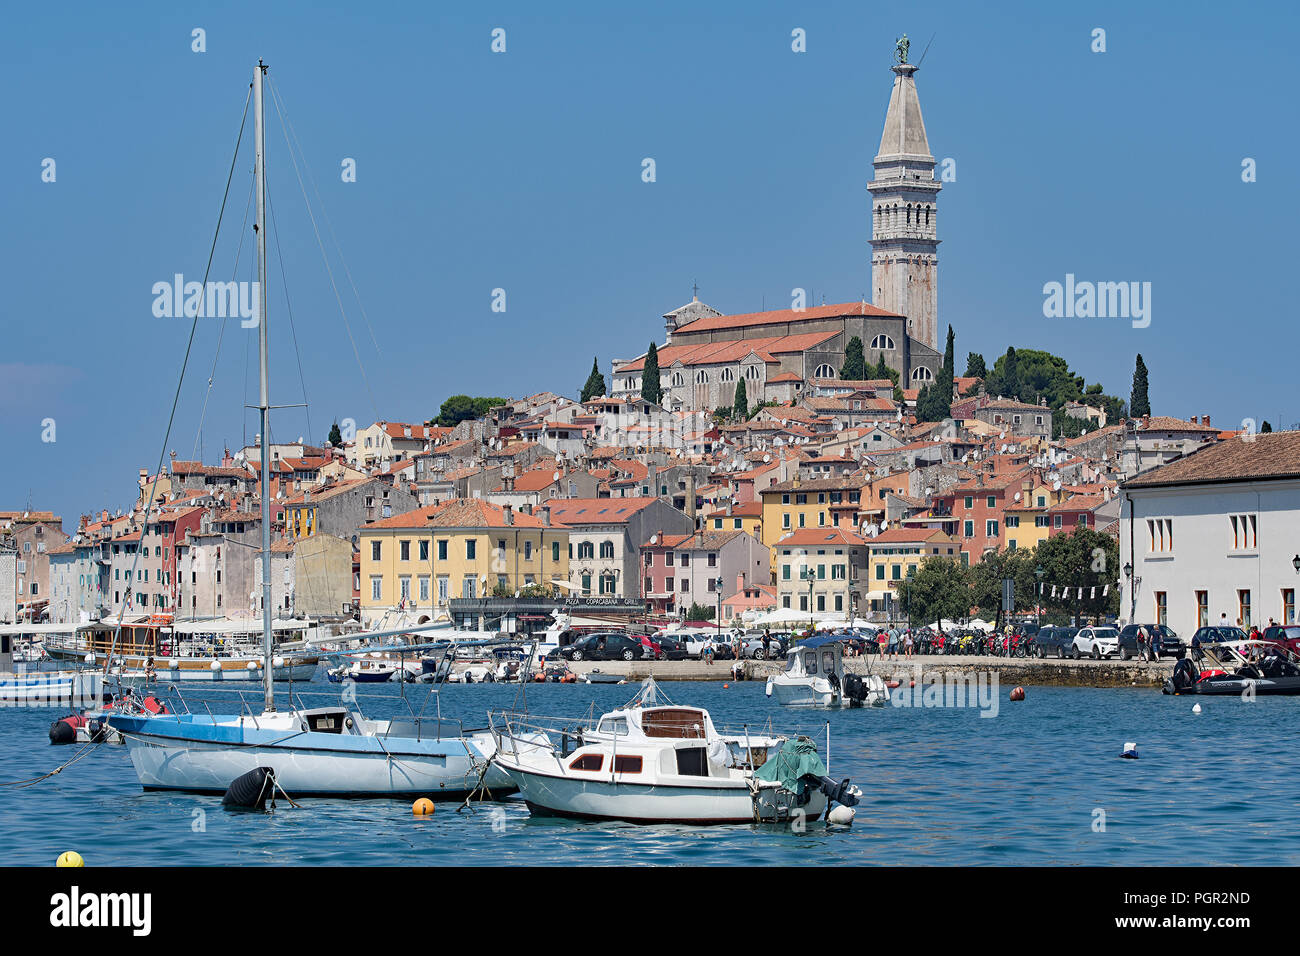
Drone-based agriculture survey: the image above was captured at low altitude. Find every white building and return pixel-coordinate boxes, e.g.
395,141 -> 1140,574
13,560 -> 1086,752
1119,432 -> 1300,636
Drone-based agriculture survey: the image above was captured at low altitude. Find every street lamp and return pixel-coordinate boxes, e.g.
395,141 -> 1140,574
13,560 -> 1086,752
1292,554 -> 1300,574
801,566 -> 815,632
715,576 -> 724,637
1034,565 -> 1045,625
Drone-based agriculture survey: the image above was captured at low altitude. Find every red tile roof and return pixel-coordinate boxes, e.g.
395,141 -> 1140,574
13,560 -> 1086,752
674,301 -> 901,335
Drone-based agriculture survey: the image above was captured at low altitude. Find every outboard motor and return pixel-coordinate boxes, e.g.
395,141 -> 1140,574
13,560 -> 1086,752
812,776 -> 861,807
222,767 -> 277,810
1167,657 -> 1198,695
841,672 -> 866,705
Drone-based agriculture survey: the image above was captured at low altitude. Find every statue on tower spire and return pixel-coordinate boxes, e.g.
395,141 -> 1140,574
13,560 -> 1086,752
895,34 -> 909,64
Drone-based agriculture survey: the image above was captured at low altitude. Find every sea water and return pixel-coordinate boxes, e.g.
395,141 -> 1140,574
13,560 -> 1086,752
1,678 -> 1296,866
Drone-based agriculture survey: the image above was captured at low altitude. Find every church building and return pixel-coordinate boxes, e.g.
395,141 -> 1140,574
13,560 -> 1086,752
612,54 -> 944,413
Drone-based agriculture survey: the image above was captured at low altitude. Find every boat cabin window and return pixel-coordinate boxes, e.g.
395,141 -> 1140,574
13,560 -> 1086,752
596,716 -> 629,736
613,755 -> 643,774
569,753 -> 604,771
303,710 -> 347,734
822,650 -> 835,674
675,747 -> 708,776
804,652 -> 818,674
641,708 -> 707,739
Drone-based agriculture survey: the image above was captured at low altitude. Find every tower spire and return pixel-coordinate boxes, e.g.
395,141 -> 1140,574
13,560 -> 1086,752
868,57 -> 941,351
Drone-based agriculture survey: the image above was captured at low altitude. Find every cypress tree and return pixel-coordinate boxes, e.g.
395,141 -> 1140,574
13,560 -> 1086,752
840,336 -> 867,381
327,422 -> 343,446
580,357 -> 606,402
641,342 -> 663,405
733,377 -> 749,420
1130,354 -> 1151,418
965,352 -> 987,379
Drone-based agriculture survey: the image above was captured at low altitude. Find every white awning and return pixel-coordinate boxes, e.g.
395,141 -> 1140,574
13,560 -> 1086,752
170,618 -> 314,635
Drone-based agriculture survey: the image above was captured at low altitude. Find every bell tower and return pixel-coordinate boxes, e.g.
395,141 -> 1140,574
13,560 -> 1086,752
868,59 -> 941,351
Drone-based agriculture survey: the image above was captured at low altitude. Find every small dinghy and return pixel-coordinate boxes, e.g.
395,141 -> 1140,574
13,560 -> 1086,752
1164,640 -> 1300,696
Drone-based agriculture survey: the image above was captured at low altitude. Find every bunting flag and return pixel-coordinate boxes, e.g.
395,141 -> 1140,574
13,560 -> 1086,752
1090,586 -> 1096,599
1103,584 -> 1109,596
1051,585 -> 1058,598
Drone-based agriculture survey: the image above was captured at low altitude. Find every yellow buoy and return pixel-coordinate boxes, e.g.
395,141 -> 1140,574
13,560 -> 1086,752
412,798 -> 435,816
56,851 -> 84,867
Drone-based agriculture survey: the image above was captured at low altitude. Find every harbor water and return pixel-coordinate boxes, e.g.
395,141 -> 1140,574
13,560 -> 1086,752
2,678 -> 1297,866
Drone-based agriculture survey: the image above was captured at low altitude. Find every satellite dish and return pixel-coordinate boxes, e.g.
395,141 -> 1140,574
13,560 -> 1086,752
1000,444 -> 1007,454
763,454 -> 771,463
649,534 -> 658,545
1052,478 -> 1062,491
1014,491 -> 1021,501
961,454 -> 968,464
552,471 -> 560,482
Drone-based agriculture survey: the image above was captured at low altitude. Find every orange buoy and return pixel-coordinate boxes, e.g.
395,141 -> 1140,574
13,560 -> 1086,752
909,680 -> 915,688
722,683 -> 729,689
412,798 -> 435,816
1010,686 -> 1026,701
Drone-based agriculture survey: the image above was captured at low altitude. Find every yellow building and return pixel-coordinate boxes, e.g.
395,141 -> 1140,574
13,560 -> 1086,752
704,500 -> 763,541
759,478 -> 864,579
1003,480 -> 1064,551
358,498 -> 569,624
865,528 -> 960,615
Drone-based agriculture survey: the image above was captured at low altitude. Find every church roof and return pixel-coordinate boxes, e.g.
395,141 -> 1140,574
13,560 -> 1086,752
876,63 -> 932,161
671,301 -> 901,337
617,330 -> 840,372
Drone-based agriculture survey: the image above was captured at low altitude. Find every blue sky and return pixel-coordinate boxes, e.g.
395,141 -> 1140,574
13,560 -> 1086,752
3,0 -> 1297,526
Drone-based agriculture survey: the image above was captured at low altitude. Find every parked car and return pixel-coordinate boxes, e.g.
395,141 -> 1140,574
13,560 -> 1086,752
1117,624 -> 1182,660
638,635 -> 663,659
650,635 -> 688,660
1191,626 -> 1247,648
662,631 -> 716,658
1261,625 -> 1300,654
551,632 -> 648,662
1072,626 -> 1120,659
1032,625 -> 1077,658
740,632 -> 789,659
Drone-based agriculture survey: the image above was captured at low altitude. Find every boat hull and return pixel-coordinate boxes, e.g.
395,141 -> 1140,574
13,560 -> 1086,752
502,765 -> 827,824
110,715 -> 517,797
1165,675 -> 1300,696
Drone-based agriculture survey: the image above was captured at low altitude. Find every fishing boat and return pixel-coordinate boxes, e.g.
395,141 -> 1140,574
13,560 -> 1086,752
765,635 -> 889,707
326,659 -> 399,683
490,679 -> 861,824
1164,640 -> 1300,696
107,60 -> 543,800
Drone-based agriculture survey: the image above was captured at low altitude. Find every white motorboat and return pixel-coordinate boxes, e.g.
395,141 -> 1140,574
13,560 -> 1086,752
765,635 -> 889,707
491,680 -> 861,824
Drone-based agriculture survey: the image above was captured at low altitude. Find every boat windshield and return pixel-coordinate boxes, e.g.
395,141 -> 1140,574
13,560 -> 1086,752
596,716 -> 629,736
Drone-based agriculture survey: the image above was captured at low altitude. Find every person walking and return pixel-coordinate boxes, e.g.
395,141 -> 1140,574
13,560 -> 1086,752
876,629 -> 888,657
888,625 -> 900,660
1136,626 -> 1148,662
904,630 -> 914,658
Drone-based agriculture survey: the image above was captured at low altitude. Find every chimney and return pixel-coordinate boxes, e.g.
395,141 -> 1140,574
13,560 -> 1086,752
736,572 -> 745,596
504,505 -> 514,526
541,505 -> 551,527
1189,415 -> 1198,425
1202,414 -> 1210,427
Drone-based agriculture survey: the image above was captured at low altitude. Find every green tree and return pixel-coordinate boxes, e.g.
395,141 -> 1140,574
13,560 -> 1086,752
641,342 -> 663,406
1034,528 -> 1120,623
897,556 -> 971,629
431,395 -> 506,427
1130,354 -> 1151,418
580,357 -> 607,402
840,335 -> 867,381
732,377 -> 749,420
965,352 -> 987,379
916,326 -> 955,422
686,602 -> 716,621
327,422 -> 343,446
1261,420 -> 1273,433
968,548 -> 1039,620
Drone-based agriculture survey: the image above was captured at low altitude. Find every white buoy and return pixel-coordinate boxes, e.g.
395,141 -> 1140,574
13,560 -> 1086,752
1192,703 -> 1202,714
210,660 -> 222,670
1121,741 -> 1139,759
827,805 -> 855,826
83,653 -> 94,664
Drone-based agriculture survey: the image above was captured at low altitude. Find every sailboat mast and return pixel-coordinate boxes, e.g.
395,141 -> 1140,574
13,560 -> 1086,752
254,59 -> 274,714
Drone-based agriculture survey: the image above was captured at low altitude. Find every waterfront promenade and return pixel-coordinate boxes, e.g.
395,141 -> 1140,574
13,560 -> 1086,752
561,655 -> 1177,688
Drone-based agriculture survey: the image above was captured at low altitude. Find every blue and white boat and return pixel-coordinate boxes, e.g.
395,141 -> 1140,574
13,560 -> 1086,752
106,61 -> 538,800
